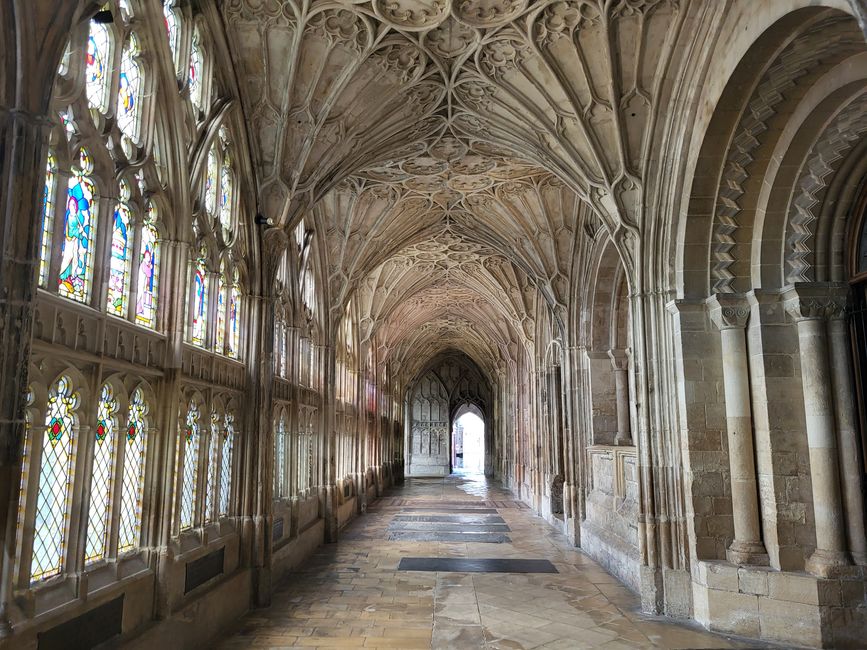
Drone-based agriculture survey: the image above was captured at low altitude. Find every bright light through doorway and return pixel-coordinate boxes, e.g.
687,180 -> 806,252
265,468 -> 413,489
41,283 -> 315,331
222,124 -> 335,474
453,411 -> 484,474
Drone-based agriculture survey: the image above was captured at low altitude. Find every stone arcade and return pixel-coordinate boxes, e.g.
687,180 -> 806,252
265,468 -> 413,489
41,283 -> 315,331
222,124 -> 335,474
1,0 -> 867,648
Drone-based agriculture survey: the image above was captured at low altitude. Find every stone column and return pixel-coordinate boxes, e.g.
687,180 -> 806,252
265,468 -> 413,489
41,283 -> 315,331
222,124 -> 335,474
783,284 -> 851,577
608,349 -> 633,446
707,295 -> 768,566
827,314 -> 867,565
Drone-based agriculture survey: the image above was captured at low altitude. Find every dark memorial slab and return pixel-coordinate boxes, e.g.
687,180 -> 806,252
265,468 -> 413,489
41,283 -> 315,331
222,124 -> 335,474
38,595 -> 123,650
397,557 -> 558,573
388,531 -> 511,543
273,517 -> 284,541
392,514 -> 506,524
185,547 -> 225,593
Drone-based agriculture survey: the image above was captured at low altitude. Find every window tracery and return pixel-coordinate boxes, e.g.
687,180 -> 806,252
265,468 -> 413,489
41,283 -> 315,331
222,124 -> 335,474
118,387 -> 148,551
37,2 -> 165,330
31,376 -> 79,582
85,384 -> 119,563
179,400 -> 201,530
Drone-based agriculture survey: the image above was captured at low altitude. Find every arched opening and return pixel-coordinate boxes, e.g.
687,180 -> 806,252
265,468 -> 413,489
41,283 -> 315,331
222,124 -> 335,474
848,179 -> 867,487
451,403 -> 484,475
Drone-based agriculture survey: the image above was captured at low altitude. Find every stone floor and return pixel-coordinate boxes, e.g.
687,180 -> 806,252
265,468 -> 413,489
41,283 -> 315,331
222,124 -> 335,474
218,475 -> 773,649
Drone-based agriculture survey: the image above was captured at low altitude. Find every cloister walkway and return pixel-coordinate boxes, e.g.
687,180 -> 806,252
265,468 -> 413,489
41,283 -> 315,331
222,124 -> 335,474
217,476 -> 770,649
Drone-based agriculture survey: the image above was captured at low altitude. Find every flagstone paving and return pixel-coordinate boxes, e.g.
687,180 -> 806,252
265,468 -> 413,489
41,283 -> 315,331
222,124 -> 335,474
218,475 -> 777,649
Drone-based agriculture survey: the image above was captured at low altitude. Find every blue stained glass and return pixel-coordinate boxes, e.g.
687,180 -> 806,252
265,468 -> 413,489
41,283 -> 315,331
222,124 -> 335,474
107,197 -> 133,316
58,150 -> 96,303
191,256 -> 208,346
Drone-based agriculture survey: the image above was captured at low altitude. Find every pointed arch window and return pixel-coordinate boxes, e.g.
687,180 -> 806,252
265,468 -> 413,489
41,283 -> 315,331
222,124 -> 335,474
85,384 -> 119,563
38,152 -> 58,287
190,252 -> 209,347
107,182 -> 134,317
204,411 -> 219,521
163,1 -> 181,74
86,22 -> 113,113
58,149 -> 98,303
179,402 -> 201,529
117,33 -> 144,157
215,261 -> 228,354
219,145 -> 235,238
118,387 -> 148,551
228,268 -> 241,358
189,26 -> 206,113
274,417 -> 287,498
135,203 -> 161,327
31,376 -> 79,581
219,413 -> 235,516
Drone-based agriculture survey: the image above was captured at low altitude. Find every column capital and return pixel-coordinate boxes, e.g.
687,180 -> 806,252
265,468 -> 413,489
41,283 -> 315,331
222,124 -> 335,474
707,293 -> 750,330
783,283 -> 848,322
607,348 -> 628,369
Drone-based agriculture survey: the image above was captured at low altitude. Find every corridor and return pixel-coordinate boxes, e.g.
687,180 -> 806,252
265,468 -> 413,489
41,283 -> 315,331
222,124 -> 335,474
218,476 -> 765,650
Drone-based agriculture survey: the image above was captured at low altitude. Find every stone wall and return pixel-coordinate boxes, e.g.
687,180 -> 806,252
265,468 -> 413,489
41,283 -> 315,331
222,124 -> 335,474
580,446 -> 640,591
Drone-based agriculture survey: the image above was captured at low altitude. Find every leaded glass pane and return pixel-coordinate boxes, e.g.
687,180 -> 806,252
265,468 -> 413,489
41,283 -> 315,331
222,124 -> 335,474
31,377 -> 78,581
228,272 -> 241,359
15,391 -> 34,565
85,384 -> 118,563
191,256 -> 208,347
204,413 -> 218,521
274,418 -> 286,498
219,414 -> 234,516
86,22 -> 112,113
136,204 -> 160,328
118,388 -> 147,551
164,2 -> 181,70
189,27 -> 206,112
205,146 -> 219,217
215,269 -> 227,354
58,149 -> 97,303
38,152 -> 57,287
107,187 -> 134,316
219,153 -> 234,237
117,34 -> 144,153
179,403 -> 200,529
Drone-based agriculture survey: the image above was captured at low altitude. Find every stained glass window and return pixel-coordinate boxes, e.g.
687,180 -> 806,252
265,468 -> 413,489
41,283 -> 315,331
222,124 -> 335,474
215,264 -> 227,354
204,412 -> 218,521
164,2 -> 181,70
274,418 -> 287,498
205,146 -> 219,217
191,253 -> 209,347
179,402 -> 200,529
15,390 -> 34,570
107,183 -> 134,317
228,269 -> 241,359
86,22 -> 112,112
189,27 -> 206,112
38,152 -> 58,287
219,150 -> 234,237
219,413 -> 234,516
117,34 -> 144,154
136,204 -> 161,328
58,149 -> 97,303
86,384 -> 118,563
118,388 -> 147,551
31,376 -> 78,581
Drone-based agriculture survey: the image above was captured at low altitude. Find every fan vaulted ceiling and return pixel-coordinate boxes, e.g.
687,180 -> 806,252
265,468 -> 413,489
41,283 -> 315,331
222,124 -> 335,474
222,0 -> 681,377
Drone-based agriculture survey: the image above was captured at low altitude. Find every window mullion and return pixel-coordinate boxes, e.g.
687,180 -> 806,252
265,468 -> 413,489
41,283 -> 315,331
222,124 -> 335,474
67,421 -> 92,580
46,169 -> 71,292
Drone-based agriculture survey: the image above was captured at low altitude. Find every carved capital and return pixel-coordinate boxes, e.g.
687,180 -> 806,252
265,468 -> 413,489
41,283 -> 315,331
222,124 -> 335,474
783,283 -> 849,323
607,348 -> 627,370
707,293 -> 750,330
